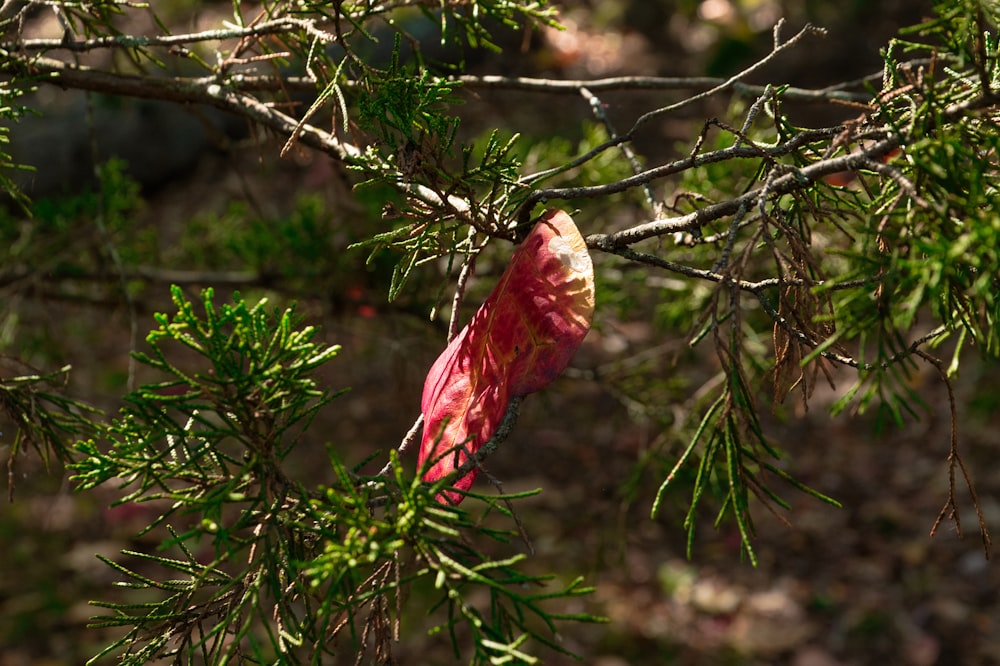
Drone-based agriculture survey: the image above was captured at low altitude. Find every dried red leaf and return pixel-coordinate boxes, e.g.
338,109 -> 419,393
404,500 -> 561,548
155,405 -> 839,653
418,210 -> 595,504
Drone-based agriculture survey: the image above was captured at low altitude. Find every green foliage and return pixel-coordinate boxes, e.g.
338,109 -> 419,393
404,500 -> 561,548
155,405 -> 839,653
0,157 -> 143,271
1,362 -> 101,500
350,128 -> 529,301
176,194 -> 347,287
633,3 -> 999,558
520,121 -> 640,205
66,287 -> 597,663
358,40 -> 463,152
72,286 -> 342,494
811,5 -> 1000,418
0,84 -> 33,210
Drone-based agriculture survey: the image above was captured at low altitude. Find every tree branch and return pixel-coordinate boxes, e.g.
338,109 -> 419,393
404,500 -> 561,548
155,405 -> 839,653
0,16 -> 337,53
624,21 -> 827,139
450,396 -> 522,486
580,135 -> 902,248
1,53 -> 360,162
453,73 -> 873,103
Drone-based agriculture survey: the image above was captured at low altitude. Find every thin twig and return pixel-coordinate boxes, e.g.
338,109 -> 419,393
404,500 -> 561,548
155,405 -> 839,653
447,229 -> 488,342
451,396 -> 523,482
583,136 -> 901,248
376,415 -> 423,478
376,229 -> 487,478
455,73 -> 872,103
522,125 -> 849,219
626,22 -> 827,139
712,200 -> 748,272
580,86 -> 661,217
1,16 -> 337,52
371,395 -> 522,499
599,241 -> 945,371
1,53 -> 360,161
920,350 -> 992,559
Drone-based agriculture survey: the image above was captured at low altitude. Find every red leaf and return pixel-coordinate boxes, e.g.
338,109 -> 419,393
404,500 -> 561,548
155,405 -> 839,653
418,210 -> 595,504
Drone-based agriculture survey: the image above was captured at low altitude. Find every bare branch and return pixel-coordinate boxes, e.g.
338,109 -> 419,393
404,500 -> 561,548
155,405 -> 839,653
583,136 -> 901,248
581,86 -> 661,217
1,53 -> 360,162
376,415 -> 424,478
1,16 -> 337,53
922,350 -> 992,559
450,396 -> 522,484
626,22 -> 827,137
521,125 -> 850,220
455,73 -> 873,103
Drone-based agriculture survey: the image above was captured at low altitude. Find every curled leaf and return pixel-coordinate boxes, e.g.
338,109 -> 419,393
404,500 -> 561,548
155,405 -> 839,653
418,209 -> 595,504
